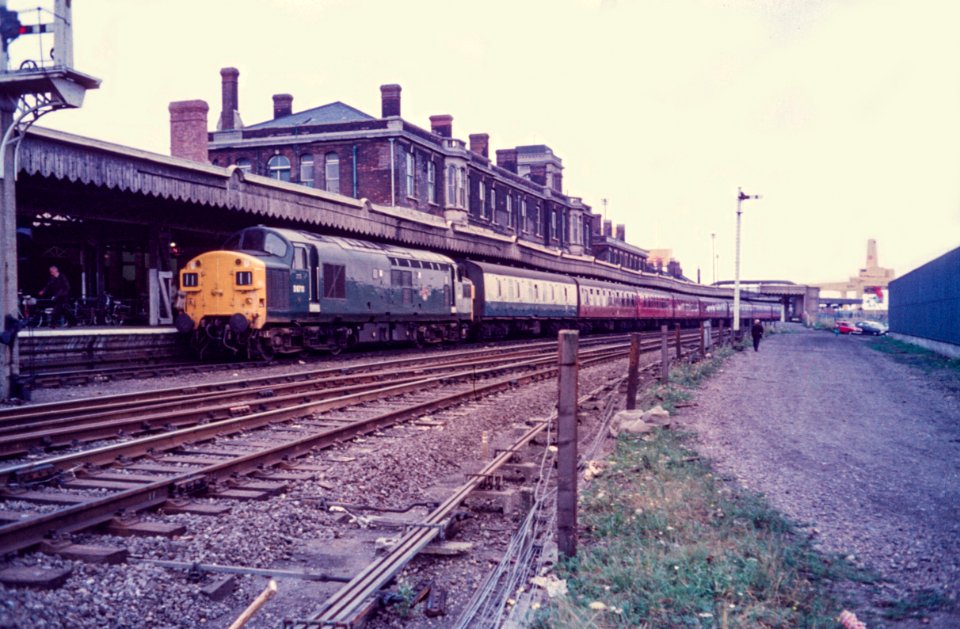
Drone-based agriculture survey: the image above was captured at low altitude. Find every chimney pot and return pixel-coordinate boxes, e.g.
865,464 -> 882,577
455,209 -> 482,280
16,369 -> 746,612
169,100 -> 209,163
381,84 -> 402,118
430,114 -> 453,138
603,220 -> 613,237
273,93 -> 294,119
615,224 -> 625,241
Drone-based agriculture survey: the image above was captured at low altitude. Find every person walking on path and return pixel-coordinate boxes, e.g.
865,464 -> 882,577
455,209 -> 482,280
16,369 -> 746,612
38,265 -> 76,328
751,319 -> 763,352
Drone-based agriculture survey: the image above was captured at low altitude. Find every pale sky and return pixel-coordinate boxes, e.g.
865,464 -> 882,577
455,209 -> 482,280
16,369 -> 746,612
14,0 -> 960,285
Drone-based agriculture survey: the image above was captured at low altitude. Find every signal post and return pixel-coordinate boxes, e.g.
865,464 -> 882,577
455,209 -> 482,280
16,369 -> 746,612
0,0 -> 98,399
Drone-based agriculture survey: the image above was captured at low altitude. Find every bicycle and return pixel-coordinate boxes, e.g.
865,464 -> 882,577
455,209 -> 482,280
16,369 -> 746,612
101,294 -> 130,326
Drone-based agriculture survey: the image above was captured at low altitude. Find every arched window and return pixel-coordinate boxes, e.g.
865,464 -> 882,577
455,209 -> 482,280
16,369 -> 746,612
324,152 -> 340,194
267,155 -> 291,181
299,154 -> 314,187
236,158 -> 252,173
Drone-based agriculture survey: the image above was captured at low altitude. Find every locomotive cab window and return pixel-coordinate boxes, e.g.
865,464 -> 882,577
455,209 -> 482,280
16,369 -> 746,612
236,271 -> 253,286
292,245 -> 309,270
182,273 -> 199,288
236,229 -> 288,258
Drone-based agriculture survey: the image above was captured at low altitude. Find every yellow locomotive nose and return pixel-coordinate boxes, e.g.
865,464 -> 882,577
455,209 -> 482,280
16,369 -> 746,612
178,251 -> 268,331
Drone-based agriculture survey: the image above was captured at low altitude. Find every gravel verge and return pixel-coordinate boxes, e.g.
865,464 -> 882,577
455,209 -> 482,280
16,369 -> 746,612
675,326 -> 960,628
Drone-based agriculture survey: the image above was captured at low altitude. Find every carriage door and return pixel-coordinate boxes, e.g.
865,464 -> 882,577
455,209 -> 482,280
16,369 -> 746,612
291,244 -> 310,313
308,246 -> 320,313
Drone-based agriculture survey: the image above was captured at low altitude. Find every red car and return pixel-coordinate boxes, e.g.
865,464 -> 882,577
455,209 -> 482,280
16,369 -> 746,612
834,320 -> 861,335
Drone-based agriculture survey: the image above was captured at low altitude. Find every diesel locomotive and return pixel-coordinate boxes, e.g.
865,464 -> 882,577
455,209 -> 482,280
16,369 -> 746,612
176,225 -> 781,359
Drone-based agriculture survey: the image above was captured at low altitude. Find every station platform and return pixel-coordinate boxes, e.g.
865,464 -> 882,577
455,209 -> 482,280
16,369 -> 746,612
14,325 -> 189,374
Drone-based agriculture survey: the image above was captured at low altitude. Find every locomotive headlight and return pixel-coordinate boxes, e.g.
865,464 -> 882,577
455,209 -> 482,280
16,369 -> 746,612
235,258 -> 243,266
245,297 -> 253,304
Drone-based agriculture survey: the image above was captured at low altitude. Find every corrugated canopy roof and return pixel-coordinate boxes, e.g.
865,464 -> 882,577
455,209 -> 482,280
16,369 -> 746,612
246,101 -> 375,130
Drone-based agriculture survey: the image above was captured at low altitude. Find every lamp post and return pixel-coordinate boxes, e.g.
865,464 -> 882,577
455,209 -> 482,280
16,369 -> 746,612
711,233 -> 716,284
733,187 -> 760,333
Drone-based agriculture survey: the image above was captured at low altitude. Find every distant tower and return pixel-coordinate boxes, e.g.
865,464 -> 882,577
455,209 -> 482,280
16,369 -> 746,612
866,239 -> 878,270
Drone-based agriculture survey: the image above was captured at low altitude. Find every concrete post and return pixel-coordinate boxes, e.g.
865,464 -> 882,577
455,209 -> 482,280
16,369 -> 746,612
557,330 -> 579,558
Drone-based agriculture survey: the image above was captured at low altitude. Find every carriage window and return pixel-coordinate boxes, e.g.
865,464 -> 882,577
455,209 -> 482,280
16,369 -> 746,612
323,264 -> 346,299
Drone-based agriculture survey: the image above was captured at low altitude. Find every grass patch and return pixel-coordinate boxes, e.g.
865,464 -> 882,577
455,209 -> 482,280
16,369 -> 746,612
637,348 -> 732,414
868,336 -> 960,374
536,350 -> 863,628
879,588 -> 951,621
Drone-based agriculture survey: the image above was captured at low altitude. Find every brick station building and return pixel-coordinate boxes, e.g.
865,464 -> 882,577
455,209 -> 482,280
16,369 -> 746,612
169,68 -> 655,271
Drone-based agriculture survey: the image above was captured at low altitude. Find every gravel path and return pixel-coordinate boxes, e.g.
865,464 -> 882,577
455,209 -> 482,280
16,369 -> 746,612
676,326 -> 960,627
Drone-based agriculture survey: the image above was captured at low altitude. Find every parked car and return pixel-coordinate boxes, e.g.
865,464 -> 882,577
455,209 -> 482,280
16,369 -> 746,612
834,320 -> 861,335
856,320 -> 888,336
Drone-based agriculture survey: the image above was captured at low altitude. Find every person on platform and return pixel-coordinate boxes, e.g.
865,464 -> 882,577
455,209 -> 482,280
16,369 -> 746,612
751,318 -> 764,352
38,265 -> 76,328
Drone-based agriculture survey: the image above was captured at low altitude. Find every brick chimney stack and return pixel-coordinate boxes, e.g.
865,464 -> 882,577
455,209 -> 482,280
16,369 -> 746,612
380,84 -> 401,117
603,220 -> 613,237
496,148 -> 518,173
273,94 -> 293,119
615,224 -> 625,241
469,134 -> 489,158
430,115 -> 453,138
169,100 -> 209,163
218,67 -> 240,131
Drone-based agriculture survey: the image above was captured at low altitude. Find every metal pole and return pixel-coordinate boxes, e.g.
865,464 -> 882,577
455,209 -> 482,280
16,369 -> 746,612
733,189 -> 742,333
0,99 -> 17,400
557,330 -> 579,558
732,187 -> 760,334
625,332 -> 641,410
660,324 -> 669,384
711,233 -> 716,284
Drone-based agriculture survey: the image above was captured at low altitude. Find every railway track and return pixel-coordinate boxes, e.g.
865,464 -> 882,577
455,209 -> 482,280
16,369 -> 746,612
13,331 -> 631,390
0,329 -> 708,626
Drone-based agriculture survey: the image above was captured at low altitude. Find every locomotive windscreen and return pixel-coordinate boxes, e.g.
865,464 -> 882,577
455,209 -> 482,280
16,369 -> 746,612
224,229 -> 289,257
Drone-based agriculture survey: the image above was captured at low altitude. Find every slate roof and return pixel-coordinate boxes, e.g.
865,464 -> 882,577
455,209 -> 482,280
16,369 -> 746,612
245,101 -> 375,130
516,144 -> 551,155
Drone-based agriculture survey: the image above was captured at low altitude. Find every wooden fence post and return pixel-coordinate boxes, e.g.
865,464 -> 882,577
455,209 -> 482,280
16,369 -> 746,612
675,323 -> 682,360
660,324 -> 670,384
557,330 -> 579,558
626,332 -> 641,410
699,321 -> 705,357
